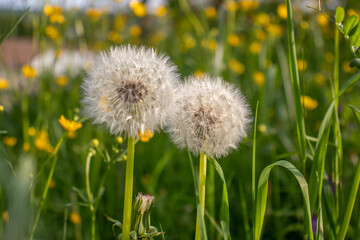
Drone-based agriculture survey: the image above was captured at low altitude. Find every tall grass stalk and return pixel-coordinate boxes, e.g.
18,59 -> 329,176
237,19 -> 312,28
85,151 -> 95,240
121,137 -> 136,240
252,101 -> 259,239
195,152 -> 207,240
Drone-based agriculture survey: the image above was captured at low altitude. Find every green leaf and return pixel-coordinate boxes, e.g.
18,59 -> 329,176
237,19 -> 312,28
350,58 -> 360,69
350,24 -> 360,47
208,157 -> 231,240
253,160 -> 313,240
335,7 -> 345,24
343,15 -> 359,36
0,8 -> 30,45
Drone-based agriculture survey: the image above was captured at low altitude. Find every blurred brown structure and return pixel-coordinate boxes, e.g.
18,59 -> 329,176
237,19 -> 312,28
0,37 -> 36,69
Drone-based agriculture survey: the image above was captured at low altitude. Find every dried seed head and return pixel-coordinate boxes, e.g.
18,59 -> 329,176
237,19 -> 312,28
167,75 -> 252,158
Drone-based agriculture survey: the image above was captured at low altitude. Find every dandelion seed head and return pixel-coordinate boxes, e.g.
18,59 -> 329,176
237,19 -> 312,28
82,45 -> 179,137
167,75 -> 251,158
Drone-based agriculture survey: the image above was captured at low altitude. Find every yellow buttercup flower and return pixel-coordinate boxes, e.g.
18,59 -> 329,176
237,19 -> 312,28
56,75 -> 68,87
0,78 -> 9,89
267,24 -> 283,37
325,52 -> 334,63
255,29 -> 267,41
277,4 -> 287,19
44,5 -> 64,23
239,0 -> 259,11
92,139 -> 99,147
49,179 -> 56,189
22,65 -> 37,78
205,7 -> 217,19
252,71 -> 265,86
229,59 -> 245,75
0,105 -> 4,112
2,211 -> 9,223
227,34 -> 241,47
116,136 -> 124,144
129,25 -> 142,37
70,212 -> 82,225
130,0 -> 146,17
35,130 -> 53,153
226,1 -> 238,12
86,8 -> 103,21
250,42 -> 262,54
201,39 -> 217,52
139,130 -> 153,142
297,59 -> 308,71
183,34 -> 196,49
314,73 -> 326,86
300,21 -> 309,30
155,6 -> 167,17
301,95 -> 318,111
58,115 -> 82,133
108,31 -> 123,44
28,127 -> 36,137
194,70 -> 204,78
3,136 -> 17,147
23,142 -> 30,152
45,26 -> 60,40
254,13 -> 270,27
317,14 -> 329,27
49,13 -> 64,24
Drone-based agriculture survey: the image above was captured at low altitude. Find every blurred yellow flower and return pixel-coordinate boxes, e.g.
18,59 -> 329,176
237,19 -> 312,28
22,65 -> 37,78
183,34 -> 196,49
301,95 -> 318,111
129,25 -> 142,37
49,13 -> 64,24
130,0 -> 146,17
0,78 -> 9,89
314,73 -> 326,86
342,61 -> 356,73
139,130 -> 153,142
194,70 -> 204,78
252,71 -> 265,86
226,1 -> 238,12
28,127 -> 36,137
114,15 -> 126,30
205,7 -> 217,18
2,211 -> 9,223
255,29 -> 267,41
348,9 -> 360,18
0,105 -> 4,112
258,124 -> 267,133
3,136 -> 17,147
239,0 -> 259,11
317,14 -> 329,27
227,33 -> 241,47
49,179 -> 56,189
56,75 -> 68,87
254,13 -> 270,27
86,8 -> 103,21
155,6 -> 167,17
267,24 -> 283,37
45,26 -> 60,40
58,115 -> 82,133
229,59 -> 245,75
70,212 -> 82,225
325,52 -> 334,63
67,131 -> 77,139
23,142 -> 30,152
150,32 -> 165,44
277,4 -> 287,19
116,136 -> 123,144
250,42 -> 262,54
35,130 -> 53,153
300,21 -> 309,29
92,138 -> 99,147
297,59 -> 308,71
201,39 -> 217,52
108,31 -> 123,44
44,5 -> 62,16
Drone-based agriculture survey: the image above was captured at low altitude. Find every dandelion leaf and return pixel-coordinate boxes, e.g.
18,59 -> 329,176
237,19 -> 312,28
335,7 -> 345,24
343,15 -> 359,36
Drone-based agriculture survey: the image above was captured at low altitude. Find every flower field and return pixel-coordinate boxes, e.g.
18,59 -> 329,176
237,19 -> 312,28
1,0 -> 360,239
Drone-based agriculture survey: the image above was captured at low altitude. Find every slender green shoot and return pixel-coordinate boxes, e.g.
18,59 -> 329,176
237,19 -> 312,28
195,153 -> 207,240
0,8 -> 30,45
252,101 -> 259,239
85,150 -> 95,240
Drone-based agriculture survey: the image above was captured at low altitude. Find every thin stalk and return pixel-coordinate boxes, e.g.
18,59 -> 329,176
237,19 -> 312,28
207,163 -> 215,240
338,161 -> 360,240
195,153 -> 207,240
21,92 -> 29,150
85,151 -> 95,240
29,134 -> 65,240
252,101 -> 259,239
122,137 -> 136,240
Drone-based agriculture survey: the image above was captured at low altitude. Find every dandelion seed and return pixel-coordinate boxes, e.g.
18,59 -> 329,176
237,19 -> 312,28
167,75 -> 251,157
82,45 -> 179,138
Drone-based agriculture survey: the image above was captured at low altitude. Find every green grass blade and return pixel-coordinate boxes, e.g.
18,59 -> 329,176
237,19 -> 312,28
285,0 -> 307,169
208,157 -> 231,240
252,101 -> 259,239
0,7 -> 30,45
254,160 -> 313,240
338,106 -> 360,240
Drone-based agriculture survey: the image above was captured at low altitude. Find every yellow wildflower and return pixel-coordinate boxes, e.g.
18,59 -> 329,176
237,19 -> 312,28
108,31 -> 123,44
254,13 -> 270,27
194,70 -> 204,78
0,78 -> 9,89
129,25 -> 142,37
301,96 -> 318,111
348,9 -> 360,18
67,131 -> 77,139
183,34 -> 196,49
277,4 -> 287,19
250,42 -> 262,54
86,8 -> 103,21
49,179 -> 56,189
35,130 -> 53,153
317,14 -> 329,27
114,15 -> 126,30
201,39 -> 217,52
130,0 -> 146,17
139,130 -> 153,142
45,26 -> 60,40
255,29 -> 267,41
92,139 -> 99,147
70,212 -> 82,225
229,59 -> 245,75
116,136 -> 123,144
205,7 -> 217,19
252,71 -> 265,86
2,211 -> 9,223
3,136 -> 17,147
297,59 -> 308,71
155,6 -> 167,17
342,61 -> 356,73
226,1 -> 238,12
43,4 -> 54,16
49,13 -> 65,24
314,73 -> 326,86
58,115 -> 82,133
0,105 -> 4,112
258,124 -> 267,133
239,0 -> 259,11
23,142 -> 30,152
28,127 -> 36,137
56,75 -> 68,87
301,21 -> 309,29
325,52 -> 334,63
267,24 -> 283,37
22,65 -> 37,78
227,34 -> 241,47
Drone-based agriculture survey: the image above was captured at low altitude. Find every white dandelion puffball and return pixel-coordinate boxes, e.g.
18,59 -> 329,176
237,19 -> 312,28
82,45 -> 179,137
167,75 -> 252,158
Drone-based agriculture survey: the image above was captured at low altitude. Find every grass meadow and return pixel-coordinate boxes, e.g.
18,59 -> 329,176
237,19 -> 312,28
1,0 -> 360,239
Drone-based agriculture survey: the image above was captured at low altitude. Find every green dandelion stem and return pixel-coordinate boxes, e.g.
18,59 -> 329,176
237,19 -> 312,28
195,152 -> 207,240
122,136 -> 136,240
85,151 -> 95,240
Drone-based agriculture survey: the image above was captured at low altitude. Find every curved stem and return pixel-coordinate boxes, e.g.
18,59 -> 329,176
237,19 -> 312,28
122,137 -> 136,240
85,151 -> 95,240
195,153 -> 207,240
